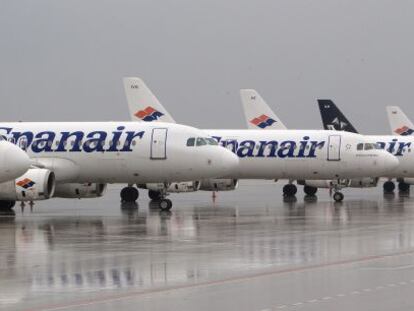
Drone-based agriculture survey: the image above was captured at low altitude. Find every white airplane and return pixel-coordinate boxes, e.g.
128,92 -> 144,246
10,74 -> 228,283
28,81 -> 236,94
319,101 -> 414,194
239,90 -> 383,196
0,122 -> 239,210
123,77 -> 399,202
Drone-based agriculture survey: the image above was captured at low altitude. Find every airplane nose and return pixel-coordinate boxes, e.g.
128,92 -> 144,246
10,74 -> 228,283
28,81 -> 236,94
0,142 -> 30,183
220,148 -> 239,175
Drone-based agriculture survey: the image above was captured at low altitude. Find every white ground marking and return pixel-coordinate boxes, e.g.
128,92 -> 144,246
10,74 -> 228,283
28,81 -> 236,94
268,277 -> 414,310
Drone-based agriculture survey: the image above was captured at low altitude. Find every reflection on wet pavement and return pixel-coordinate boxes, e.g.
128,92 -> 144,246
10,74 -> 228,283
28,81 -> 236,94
0,182 -> 414,310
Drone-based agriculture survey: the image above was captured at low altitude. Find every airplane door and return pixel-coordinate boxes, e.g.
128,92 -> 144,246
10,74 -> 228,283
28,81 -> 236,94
327,135 -> 341,161
151,128 -> 168,160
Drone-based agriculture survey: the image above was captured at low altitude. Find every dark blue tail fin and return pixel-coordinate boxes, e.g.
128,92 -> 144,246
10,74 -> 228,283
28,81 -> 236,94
317,99 -> 359,133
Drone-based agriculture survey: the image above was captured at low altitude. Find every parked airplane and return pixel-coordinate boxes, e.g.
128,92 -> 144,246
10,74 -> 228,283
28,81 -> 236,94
239,91 -> 383,196
319,100 -> 414,193
0,122 -> 239,210
123,77 -> 399,202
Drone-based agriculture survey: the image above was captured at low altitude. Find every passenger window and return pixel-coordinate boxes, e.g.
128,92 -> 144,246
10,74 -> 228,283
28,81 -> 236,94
357,143 -> 363,151
186,138 -> 195,147
196,137 -> 207,146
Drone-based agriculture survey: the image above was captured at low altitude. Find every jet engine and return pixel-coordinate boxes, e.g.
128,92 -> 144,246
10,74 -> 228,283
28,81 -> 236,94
199,179 -> 239,191
0,168 -> 55,201
54,183 -> 107,198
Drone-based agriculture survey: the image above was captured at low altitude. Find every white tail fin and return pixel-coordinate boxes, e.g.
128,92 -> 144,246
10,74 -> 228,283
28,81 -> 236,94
123,77 -> 176,123
239,89 -> 287,130
386,106 -> 414,136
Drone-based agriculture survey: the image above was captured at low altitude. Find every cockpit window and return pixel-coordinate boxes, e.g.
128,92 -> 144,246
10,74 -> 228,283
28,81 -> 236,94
205,138 -> 218,145
186,138 -> 195,147
364,143 -> 374,150
358,142 -> 379,151
196,137 -> 207,146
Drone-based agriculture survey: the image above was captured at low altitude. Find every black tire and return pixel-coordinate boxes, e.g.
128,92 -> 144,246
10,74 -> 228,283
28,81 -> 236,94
383,181 -> 395,193
0,200 -> 15,210
120,187 -> 139,202
148,190 -> 162,201
283,184 -> 297,197
398,182 -> 410,192
304,186 -> 318,196
159,199 -> 173,211
333,192 -> 344,202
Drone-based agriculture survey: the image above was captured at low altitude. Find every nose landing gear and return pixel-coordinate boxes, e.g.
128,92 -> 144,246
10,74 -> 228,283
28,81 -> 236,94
333,191 -> 344,202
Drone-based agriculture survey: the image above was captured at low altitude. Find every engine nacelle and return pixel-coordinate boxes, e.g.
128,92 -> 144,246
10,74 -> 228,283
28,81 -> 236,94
167,181 -> 201,193
348,177 -> 378,188
199,179 -> 238,191
0,168 -> 55,201
54,183 -> 107,198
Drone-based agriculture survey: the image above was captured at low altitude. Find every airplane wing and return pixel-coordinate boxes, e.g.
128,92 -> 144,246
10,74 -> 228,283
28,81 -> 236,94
317,99 -> 359,133
386,106 -> 414,136
123,77 -> 176,123
239,89 -> 287,130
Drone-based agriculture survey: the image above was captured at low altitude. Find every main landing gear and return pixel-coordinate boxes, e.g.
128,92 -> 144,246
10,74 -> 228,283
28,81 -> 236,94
383,180 -> 410,195
303,186 -> 318,196
120,186 -> 173,211
283,183 -> 297,197
383,181 -> 395,193
120,186 -> 139,203
398,181 -> 410,193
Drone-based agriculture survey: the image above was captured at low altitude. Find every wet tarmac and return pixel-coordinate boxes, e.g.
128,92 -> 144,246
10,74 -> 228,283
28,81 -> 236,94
1,181 -> 414,310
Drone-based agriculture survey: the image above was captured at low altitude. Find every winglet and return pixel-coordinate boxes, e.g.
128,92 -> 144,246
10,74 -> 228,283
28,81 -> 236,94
239,89 -> 287,130
123,77 -> 176,123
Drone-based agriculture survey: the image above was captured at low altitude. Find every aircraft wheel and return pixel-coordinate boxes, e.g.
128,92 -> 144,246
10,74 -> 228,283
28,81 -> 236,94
283,184 -> 297,197
159,199 -> 173,211
383,181 -> 395,193
398,182 -> 410,193
120,186 -> 139,202
304,186 -> 318,196
333,192 -> 344,202
148,190 -> 162,201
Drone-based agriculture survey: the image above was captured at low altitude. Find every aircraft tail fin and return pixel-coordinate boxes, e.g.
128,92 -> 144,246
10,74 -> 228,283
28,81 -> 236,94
239,89 -> 287,130
123,77 -> 176,123
317,99 -> 358,133
386,106 -> 414,136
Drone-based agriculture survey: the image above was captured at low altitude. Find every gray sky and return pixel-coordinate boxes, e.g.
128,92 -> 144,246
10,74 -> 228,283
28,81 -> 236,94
1,0 -> 414,134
